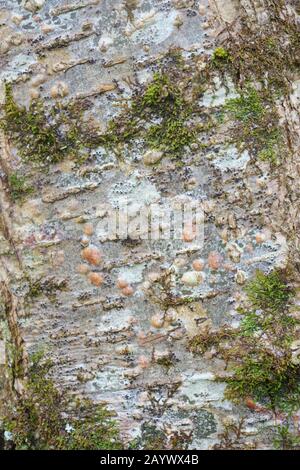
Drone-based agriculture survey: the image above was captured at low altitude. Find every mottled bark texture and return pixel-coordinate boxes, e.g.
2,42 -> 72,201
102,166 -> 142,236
0,0 -> 300,450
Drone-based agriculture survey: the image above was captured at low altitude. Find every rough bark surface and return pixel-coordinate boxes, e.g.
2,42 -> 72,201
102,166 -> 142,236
0,0 -> 299,450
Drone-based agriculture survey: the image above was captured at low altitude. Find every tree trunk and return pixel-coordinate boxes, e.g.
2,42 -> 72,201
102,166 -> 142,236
0,0 -> 299,450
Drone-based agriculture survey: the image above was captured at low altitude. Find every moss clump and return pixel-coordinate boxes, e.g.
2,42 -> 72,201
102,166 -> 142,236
273,424 -> 300,450
188,326 -> 234,356
245,270 -> 290,312
8,173 -> 33,202
224,86 -> 283,163
223,272 -> 298,410
1,83 -> 91,166
225,87 -> 265,123
146,119 -> 194,153
212,47 -> 231,65
1,51 -> 196,165
212,3 -> 299,165
223,9 -> 300,95
140,73 -> 184,112
225,351 -> 300,411
189,270 -> 300,412
257,130 -> 281,163
58,398 -> 121,451
3,352 -> 121,450
103,72 -> 194,156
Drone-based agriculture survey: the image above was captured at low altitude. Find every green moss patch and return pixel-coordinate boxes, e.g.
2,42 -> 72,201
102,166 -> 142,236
189,270 -> 300,413
102,72 -> 195,156
1,84 -> 92,166
3,352 -> 121,450
7,173 -> 33,202
217,9 -> 300,94
224,86 -> 283,163
212,47 -> 231,66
